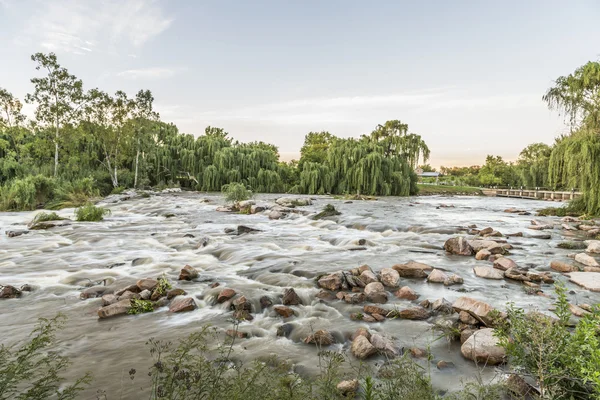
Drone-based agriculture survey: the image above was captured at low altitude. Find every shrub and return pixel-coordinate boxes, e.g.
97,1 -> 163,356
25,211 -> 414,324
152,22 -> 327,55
75,203 -> 110,222
495,284 -> 600,399
47,177 -> 99,210
30,212 -> 65,225
128,299 -> 154,315
0,175 -> 56,211
153,275 -> 172,297
222,182 -> 252,204
0,314 -> 91,399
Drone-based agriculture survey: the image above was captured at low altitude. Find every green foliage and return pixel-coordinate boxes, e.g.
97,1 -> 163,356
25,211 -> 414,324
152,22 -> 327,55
128,299 -> 154,315
495,284 -> 600,399
312,204 -> 341,220
222,182 -> 253,203
154,275 -> 172,297
75,202 -> 110,222
556,241 -> 587,250
0,314 -> 91,399
31,212 -> 65,225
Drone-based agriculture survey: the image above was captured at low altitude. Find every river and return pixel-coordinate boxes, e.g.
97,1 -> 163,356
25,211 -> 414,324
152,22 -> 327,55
1,191 -> 598,398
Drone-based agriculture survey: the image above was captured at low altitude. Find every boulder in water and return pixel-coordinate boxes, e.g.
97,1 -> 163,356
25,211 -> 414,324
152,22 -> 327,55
380,268 -> 400,287
282,288 -> 302,305
136,278 -> 158,291
337,380 -> 359,396
427,269 -> 448,283
318,272 -> 343,291
169,297 -> 197,313
178,265 -> 199,281
550,260 -> 578,273
473,266 -> 504,280
395,306 -> 431,320
0,285 -> 22,299
452,297 -> 496,326
392,261 -> 433,278
460,328 -> 505,365
395,286 -> 418,300
575,253 -> 599,267
493,257 -> 517,271
444,237 -> 474,256
274,305 -> 295,318
351,335 -> 377,359
304,330 -> 334,346
217,288 -> 236,303
98,299 -> 131,319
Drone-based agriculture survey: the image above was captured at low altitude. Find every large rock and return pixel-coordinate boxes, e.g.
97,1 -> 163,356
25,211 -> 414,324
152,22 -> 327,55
351,335 -> 377,359
460,328 -> 505,365
575,253 -> 599,267
444,237 -> 474,256
586,240 -> 600,254
380,268 -> 400,287
304,329 -> 334,346
97,299 -> 131,319
427,269 -> 448,283
568,272 -> 600,292
360,270 -> 379,285
370,333 -> 399,357
0,285 -> 21,299
392,261 -> 433,278
136,278 -> 158,291
396,306 -> 431,320
282,288 -> 302,305
364,282 -> 387,303
493,257 -> 517,271
318,272 -> 343,291
178,265 -> 199,281
169,297 -> 197,313
473,266 -> 504,280
452,297 -> 495,326
550,260 -> 578,273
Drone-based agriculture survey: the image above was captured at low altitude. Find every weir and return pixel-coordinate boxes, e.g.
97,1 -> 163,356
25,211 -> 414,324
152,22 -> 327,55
482,188 -> 582,201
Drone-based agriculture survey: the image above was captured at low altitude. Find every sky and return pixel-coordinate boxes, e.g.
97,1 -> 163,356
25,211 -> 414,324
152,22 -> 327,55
1,0 -> 599,168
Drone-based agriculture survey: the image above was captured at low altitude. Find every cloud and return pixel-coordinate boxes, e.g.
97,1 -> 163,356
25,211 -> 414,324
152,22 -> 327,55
117,66 -> 186,79
158,88 -> 541,126
18,0 -> 172,54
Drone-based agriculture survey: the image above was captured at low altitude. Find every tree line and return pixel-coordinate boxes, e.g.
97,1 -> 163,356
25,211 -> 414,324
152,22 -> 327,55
0,53 -> 431,210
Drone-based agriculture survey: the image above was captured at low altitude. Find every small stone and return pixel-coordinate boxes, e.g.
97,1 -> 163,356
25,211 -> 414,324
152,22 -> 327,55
259,295 -> 273,309
461,328 -> 505,365
282,288 -> 302,305
569,303 -> 590,317
364,305 -> 388,315
460,328 -> 477,344
444,273 -> 463,286
432,298 -> 453,314
575,253 -> 599,267
410,347 -> 427,358
166,288 -> 186,300
337,379 -> 359,395
217,288 -> 236,303
475,249 -> 492,260
318,272 -> 343,291
274,305 -> 295,318
444,237 -> 474,256
232,295 -> 252,311
343,292 -> 365,304
351,327 -> 371,341
232,309 -> 253,321
178,265 -> 199,281
437,360 -> 453,369
210,282 -> 220,288
459,311 -> 479,325
336,291 -> 346,300
364,282 -> 388,304
276,323 -> 294,337
395,286 -> 419,300
358,264 -> 372,274
360,270 -> 379,285
80,286 -> 111,299
392,261 -> 433,278
493,258 -> 517,271
101,294 -> 118,306
473,266 -> 504,280
372,313 -> 385,322
139,289 -> 152,300
118,290 -> 140,301
370,333 -> 398,357
169,297 -> 197,313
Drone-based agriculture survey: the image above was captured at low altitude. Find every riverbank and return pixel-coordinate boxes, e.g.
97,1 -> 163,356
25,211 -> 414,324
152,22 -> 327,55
417,184 -> 483,196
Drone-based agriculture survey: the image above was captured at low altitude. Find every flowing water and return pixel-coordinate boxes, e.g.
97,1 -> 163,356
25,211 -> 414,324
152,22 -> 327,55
1,192 -> 598,398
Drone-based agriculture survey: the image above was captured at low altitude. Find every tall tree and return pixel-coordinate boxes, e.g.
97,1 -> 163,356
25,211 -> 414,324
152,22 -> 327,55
25,53 -> 88,177
132,90 -> 159,188
0,88 -> 26,130
299,131 -> 334,170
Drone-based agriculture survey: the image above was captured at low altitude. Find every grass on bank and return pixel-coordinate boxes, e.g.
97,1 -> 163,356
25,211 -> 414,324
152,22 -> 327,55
416,184 -> 483,196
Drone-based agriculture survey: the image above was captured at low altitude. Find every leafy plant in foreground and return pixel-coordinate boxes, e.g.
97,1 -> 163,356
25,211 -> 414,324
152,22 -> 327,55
0,314 -> 91,400
128,299 -> 154,315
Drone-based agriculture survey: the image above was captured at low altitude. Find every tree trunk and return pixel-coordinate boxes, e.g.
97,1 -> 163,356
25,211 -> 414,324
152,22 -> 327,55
54,125 -> 59,177
134,147 -> 140,188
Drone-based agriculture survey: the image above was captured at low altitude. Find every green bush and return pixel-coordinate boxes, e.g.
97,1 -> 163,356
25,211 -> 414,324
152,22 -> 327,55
0,175 -> 56,211
312,204 -> 341,220
0,314 -> 91,399
75,203 -> 110,222
495,284 -> 600,399
128,299 -> 154,315
222,182 -> 252,204
30,212 -> 65,225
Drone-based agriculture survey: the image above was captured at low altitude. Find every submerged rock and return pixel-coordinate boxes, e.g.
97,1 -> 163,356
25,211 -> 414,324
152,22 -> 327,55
550,260 -> 578,273
473,266 -> 504,280
0,285 -> 22,299
217,288 -> 236,303
282,288 -> 302,305
304,329 -> 334,346
392,261 -> 433,278
274,305 -> 295,318
169,297 -> 197,313
98,299 -> 131,319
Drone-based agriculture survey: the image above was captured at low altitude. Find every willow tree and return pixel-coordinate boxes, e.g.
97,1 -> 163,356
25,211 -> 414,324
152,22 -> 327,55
517,142 -> 551,188
366,120 -> 430,168
545,61 -> 600,214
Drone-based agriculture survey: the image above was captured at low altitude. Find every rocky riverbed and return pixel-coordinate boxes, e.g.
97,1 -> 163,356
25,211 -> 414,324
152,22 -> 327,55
1,190 -> 599,397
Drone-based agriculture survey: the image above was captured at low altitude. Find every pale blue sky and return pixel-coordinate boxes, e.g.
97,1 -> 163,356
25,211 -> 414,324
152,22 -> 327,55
1,0 -> 599,167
